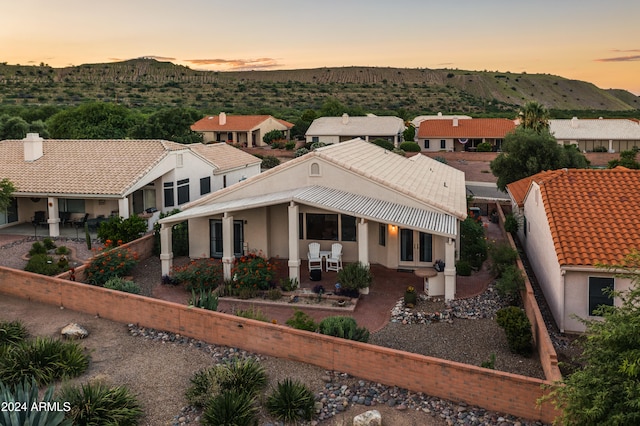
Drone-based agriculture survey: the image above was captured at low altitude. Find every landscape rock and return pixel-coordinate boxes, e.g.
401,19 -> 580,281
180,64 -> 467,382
61,322 -> 89,339
353,409 -> 381,426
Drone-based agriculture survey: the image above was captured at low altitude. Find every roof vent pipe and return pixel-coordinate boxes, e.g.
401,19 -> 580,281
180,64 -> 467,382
453,116 -> 459,127
23,133 -> 44,162
571,117 -> 578,128
342,113 -> 349,125
219,112 -> 227,125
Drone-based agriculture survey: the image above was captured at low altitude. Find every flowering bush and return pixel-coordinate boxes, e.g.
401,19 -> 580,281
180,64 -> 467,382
85,240 -> 139,286
171,259 -> 222,292
229,252 -> 276,297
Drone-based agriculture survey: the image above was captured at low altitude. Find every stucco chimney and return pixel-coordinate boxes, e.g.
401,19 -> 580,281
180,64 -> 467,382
452,116 -> 459,127
342,113 -> 349,125
219,112 -> 227,125
23,133 -> 44,162
571,117 -> 579,128
437,112 -> 443,117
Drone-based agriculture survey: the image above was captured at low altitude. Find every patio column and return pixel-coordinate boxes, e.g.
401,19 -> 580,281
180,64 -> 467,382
47,197 -> 60,237
444,237 -> 456,301
247,131 -> 253,148
357,218 -> 369,267
222,213 -> 234,280
160,224 -> 173,276
118,197 -> 130,219
287,202 -> 300,283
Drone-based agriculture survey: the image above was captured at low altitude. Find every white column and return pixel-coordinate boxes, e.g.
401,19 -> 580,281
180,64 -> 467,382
222,213 -> 234,280
608,139 -> 613,153
118,197 -> 130,218
444,237 -> 456,301
357,218 -> 369,266
287,202 -> 301,283
47,197 -> 60,237
160,224 -> 173,276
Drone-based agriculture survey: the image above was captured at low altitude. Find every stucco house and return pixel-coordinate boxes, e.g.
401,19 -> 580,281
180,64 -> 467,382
411,112 -> 472,128
506,167 -> 640,333
158,139 -> 467,300
417,117 -> 516,152
305,114 -> 405,146
191,112 -> 294,147
0,133 -> 262,236
549,117 -> 640,153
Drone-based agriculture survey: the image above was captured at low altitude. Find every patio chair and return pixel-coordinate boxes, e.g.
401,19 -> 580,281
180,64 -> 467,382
326,243 -> 343,272
31,211 -> 47,228
59,211 -> 71,227
307,242 -> 322,271
73,213 -> 89,229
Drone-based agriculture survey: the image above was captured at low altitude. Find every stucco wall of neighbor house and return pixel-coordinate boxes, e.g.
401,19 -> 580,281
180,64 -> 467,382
417,138 -> 455,152
267,204 -> 289,258
306,135 -> 340,144
188,216 -> 211,259
522,183 -> 566,332
0,266 -> 560,424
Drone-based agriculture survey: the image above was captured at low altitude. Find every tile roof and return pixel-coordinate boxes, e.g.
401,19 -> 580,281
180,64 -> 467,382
305,115 -> 405,137
510,168 -> 640,266
191,114 -> 294,132
506,170 -> 558,207
550,118 -> 640,140
417,118 -> 516,139
0,138 -> 258,197
190,142 -> 262,172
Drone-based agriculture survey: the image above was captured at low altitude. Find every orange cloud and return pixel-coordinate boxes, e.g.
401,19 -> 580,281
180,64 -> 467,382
595,50 -> 640,62
185,57 -> 280,70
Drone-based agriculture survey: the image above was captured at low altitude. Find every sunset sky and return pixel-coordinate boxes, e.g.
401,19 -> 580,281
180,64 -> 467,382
2,0 -> 639,95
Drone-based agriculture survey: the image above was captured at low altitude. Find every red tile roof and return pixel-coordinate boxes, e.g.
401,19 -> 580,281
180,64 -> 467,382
417,118 -> 516,138
510,168 -> 640,266
191,114 -> 293,132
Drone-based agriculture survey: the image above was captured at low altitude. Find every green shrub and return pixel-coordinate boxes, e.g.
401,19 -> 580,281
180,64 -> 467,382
55,245 -> 70,255
97,215 -> 148,244
294,147 -> 309,157
28,241 -> 47,256
488,241 -> 518,277
171,259 -> 222,292
260,155 -> 281,169
504,213 -> 519,233
0,320 -> 28,347
284,141 -> 296,150
58,381 -> 143,426
496,306 -> 532,356
85,244 -> 139,286
371,138 -> 394,151
318,316 -> 370,342
185,367 -> 225,408
455,260 -> 472,276
279,277 -> 299,292
235,306 -> 269,322
476,142 -> 493,152
266,378 -> 315,423
286,309 -> 317,332
399,141 -> 421,152
434,156 -> 448,164
0,378 -> 72,426
231,252 -> 276,292
24,253 -> 62,276
337,261 -> 372,291
153,209 -> 188,256
460,216 -> 487,269
42,238 -> 57,250
104,276 -> 141,294
263,129 -> 285,144
0,337 -> 89,387
592,145 -> 608,152
270,140 -> 285,149
221,358 -> 267,397
495,265 -> 525,303
202,390 -> 258,426
266,288 -> 282,300
189,288 -> 219,311
480,353 -> 496,369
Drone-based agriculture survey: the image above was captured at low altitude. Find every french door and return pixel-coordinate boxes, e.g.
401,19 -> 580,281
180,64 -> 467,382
399,229 -> 433,267
210,219 -> 244,258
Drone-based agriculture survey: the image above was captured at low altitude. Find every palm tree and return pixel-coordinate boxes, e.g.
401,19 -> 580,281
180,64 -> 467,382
517,101 -> 550,133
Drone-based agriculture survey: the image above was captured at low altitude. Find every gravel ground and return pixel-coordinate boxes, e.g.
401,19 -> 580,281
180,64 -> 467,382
1,237 -> 551,425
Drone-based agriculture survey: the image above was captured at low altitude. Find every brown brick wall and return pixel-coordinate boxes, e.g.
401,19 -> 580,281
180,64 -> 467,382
0,265 -> 560,423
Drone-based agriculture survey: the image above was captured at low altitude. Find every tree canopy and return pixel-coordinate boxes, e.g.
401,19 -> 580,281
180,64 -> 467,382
490,127 -> 589,191
0,178 -> 16,211
129,107 -> 203,144
46,102 -> 137,139
608,148 -> 640,169
517,101 -> 550,133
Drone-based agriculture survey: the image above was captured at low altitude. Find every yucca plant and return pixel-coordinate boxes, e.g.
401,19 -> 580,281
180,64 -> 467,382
202,390 -> 258,426
220,358 -> 267,397
0,320 -> 28,347
0,378 -> 72,426
57,380 -> 143,426
0,337 -> 89,386
265,378 -> 315,423
318,316 -> 370,343
185,366 -> 226,408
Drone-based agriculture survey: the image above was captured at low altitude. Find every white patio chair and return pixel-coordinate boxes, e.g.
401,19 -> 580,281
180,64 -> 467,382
326,243 -> 343,272
307,242 -> 322,271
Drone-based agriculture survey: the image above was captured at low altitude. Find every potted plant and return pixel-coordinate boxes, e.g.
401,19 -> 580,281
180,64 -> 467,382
337,262 -> 373,296
404,285 -> 417,307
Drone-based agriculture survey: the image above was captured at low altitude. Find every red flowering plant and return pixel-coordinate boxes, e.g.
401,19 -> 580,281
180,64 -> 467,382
85,239 -> 139,286
229,251 -> 276,298
171,258 -> 222,292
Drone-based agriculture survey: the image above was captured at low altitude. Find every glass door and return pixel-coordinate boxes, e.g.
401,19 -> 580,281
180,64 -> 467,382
399,229 -> 433,267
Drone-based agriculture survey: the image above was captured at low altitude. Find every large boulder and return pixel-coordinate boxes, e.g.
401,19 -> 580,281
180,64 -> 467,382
61,322 -> 89,339
353,409 -> 381,426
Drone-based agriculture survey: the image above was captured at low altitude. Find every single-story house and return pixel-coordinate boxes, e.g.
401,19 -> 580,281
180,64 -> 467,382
411,112 -> 472,129
417,117 -> 516,152
158,139 -> 467,300
549,117 -> 640,153
191,113 -> 294,147
506,167 -> 640,333
0,133 -> 262,236
305,114 -> 405,146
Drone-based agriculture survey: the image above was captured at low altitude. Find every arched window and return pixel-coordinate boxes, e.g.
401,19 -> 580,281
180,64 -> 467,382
310,162 -> 320,176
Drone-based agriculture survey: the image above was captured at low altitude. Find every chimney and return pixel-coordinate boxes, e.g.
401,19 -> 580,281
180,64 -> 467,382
219,112 -> 227,125
571,117 -> 579,128
342,113 -> 349,125
452,116 -> 459,127
23,133 -> 44,162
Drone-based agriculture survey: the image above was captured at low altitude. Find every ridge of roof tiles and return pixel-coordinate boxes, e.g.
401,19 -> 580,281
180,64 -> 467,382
191,115 -> 294,131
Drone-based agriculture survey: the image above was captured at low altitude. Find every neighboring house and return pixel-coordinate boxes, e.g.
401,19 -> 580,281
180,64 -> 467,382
411,112 -> 472,129
506,168 -> 640,333
549,117 -> 640,153
305,114 -> 405,146
0,133 -> 262,236
191,112 -> 294,147
417,117 -> 516,152
158,139 -> 467,300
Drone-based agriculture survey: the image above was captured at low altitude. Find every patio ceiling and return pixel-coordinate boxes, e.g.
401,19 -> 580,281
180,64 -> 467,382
160,185 -> 458,237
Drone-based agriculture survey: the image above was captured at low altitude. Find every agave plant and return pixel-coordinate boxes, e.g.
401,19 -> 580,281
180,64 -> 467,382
202,390 -> 258,426
0,378 -> 72,426
265,378 -> 315,422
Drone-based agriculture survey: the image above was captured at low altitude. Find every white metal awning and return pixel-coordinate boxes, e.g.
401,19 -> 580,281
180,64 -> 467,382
160,186 -> 458,237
